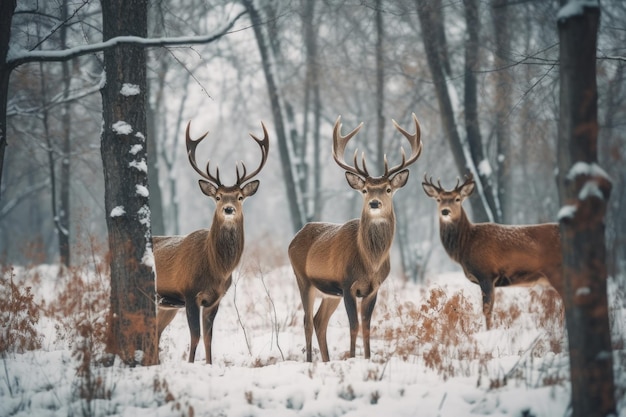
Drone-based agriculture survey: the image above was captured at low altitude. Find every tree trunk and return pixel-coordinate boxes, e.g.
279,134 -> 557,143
375,0 -> 385,170
556,3 -> 615,417
0,0 -> 16,203
243,0 -> 305,233
59,0 -> 71,268
490,0 -> 513,224
101,0 -> 158,366
415,0 -> 490,222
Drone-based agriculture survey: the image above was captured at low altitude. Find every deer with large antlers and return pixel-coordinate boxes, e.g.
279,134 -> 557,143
422,173 -> 563,329
289,114 -> 422,362
153,121 -> 269,364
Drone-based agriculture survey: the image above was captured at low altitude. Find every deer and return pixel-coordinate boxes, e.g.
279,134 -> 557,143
421,172 -> 563,330
153,120 -> 269,364
288,113 -> 423,362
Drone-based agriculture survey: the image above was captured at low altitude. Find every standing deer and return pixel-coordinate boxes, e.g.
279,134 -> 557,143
289,114 -> 422,362
422,173 -> 563,329
154,121 -> 269,364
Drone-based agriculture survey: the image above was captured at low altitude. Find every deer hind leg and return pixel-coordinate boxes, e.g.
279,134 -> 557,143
296,277 -> 316,362
360,291 -> 379,359
314,296 -> 341,362
479,278 -> 495,330
202,304 -> 220,365
184,298 -> 202,363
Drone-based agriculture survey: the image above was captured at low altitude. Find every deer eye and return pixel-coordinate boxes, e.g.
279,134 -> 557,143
216,196 -> 221,201
362,189 -> 367,194
238,196 -> 244,201
386,188 -> 392,193
455,198 -> 461,202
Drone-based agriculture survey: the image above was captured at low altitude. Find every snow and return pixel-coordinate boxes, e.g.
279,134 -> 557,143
557,204 -> 577,221
136,184 -> 149,198
129,144 -> 143,155
3,263 -> 626,417
579,180 -> 604,200
120,83 -> 140,96
129,159 -> 148,173
557,0 -> 599,21
110,206 -> 126,217
112,121 -> 133,135
477,159 -> 492,177
566,161 -> 611,182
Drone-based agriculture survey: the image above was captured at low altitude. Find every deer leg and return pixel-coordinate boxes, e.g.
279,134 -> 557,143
185,299 -> 202,363
314,296 -> 341,362
343,291 -> 359,358
479,278 -> 495,330
202,304 -> 220,365
360,291 -> 378,359
156,307 -> 178,340
296,278 -> 316,362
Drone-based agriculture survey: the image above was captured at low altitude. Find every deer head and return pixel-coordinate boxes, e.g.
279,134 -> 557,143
186,121 -> 269,225
332,113 -> 422,219
422,172 -> 475,223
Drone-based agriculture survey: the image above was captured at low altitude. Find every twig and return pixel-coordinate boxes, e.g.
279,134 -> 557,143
232,271 -> 252,356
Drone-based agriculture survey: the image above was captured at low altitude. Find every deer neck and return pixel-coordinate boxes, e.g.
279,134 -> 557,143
439,210 -> 471,263
358,211 -> 395,270
208,216 -> 245,274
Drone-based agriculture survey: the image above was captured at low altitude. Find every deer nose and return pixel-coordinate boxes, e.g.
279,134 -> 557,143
224,206 -> 235,215
369,200 -> 381,209
441,208 -> 451,216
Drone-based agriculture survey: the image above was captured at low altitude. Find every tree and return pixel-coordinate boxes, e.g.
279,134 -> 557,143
556,2 -> 615,416
100,0 -> 158,366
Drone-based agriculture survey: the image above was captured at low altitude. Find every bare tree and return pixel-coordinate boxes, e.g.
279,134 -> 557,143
556,3 -> 615,416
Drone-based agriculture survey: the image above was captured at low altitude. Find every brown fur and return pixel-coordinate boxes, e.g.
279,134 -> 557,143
288,115 -> 422,362
423,173 -> 563,329
154,121 -> 268,364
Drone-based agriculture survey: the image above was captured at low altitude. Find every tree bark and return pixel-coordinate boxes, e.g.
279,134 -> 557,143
59,0 -> 71,268
0,0 -> 16,203
556,3 -> 615,417
101,0 -> 158,366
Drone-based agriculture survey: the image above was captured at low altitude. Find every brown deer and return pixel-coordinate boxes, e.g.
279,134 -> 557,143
153,121 -> 269,364
422,172 -> 563,329
289,114 -> 422,362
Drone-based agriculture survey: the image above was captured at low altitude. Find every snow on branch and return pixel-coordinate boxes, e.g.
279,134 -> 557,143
6,10 -> 247,69
557,0 -> 599,22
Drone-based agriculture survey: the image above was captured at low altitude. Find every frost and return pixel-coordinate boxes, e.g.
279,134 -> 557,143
129,159 -> 148,173
135,132 -> 146,141
477,159 -> 492,177
557,0 -> 599,21
110,206 -> 126,217
557,205 -> 577,221
120,83 -> 140,96
138,205 -> 151,227
130,144 -> 143,155
112,121 -> 133,135
136,184 -> 149,198
576,287 -> 590,297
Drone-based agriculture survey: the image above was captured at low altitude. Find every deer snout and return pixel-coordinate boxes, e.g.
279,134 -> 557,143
369,200 -> 381,210
224,206 -> 236,215
441,208 -> 451,216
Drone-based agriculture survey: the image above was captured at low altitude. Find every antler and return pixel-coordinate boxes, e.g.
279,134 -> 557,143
332,116 -> 367,177
387,113 -> 422,177
423,173 -> 445,193
186,121 -> 222,186
236,122 -> 270,185
454,171 -> 474,192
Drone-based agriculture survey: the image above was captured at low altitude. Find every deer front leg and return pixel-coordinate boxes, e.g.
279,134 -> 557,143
202,304 -> 220,364
314,296 -> 341,362
296,278 -> 316,362
361,291 -> 378,359
185,298 -> 202,363
343,290 -> 359,358
478,278 -> 495,330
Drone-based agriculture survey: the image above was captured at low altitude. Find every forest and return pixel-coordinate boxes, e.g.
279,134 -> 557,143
0,0 -> 624,416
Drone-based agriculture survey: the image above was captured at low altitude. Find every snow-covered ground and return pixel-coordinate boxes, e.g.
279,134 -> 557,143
1,259 -> 625,417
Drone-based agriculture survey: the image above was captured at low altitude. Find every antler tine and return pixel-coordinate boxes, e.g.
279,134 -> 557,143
236,121 -> 270,185
388,113 -> 423,177
332,116 -> 366,176
422,173 -> 445,192
186,121 -> 222,186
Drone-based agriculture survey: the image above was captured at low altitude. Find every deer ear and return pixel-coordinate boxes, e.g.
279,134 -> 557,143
241,180 -> 260,198
460,181 -> 475,198
422,183 -> 439,198
345,172 -> 365,190
199,180 -> 218,198
390,169 -> 409,189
